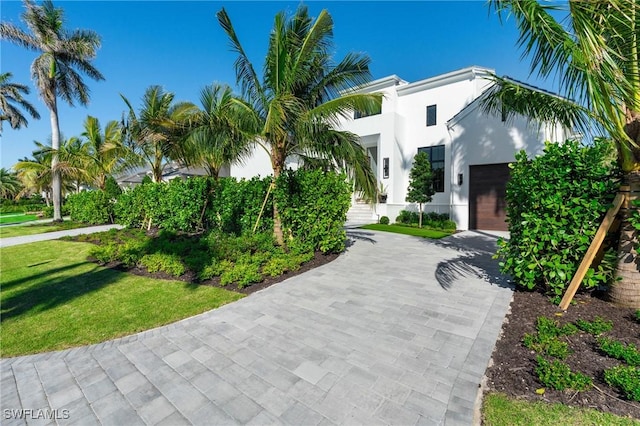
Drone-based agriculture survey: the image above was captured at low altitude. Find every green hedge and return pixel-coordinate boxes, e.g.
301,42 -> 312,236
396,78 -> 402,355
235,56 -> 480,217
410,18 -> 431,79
496,139 -> 620,300
67,191 -> 114,224
274,169 -> 351,253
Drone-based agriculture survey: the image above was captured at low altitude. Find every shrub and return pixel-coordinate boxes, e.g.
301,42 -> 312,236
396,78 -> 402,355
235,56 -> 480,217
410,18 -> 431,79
496,139 -> 620,298
67,190 -> 113,224
220,261 -> 263,288
379,216 -> 390,225
575,316 -> 613,336
104,176 -> 122,199
535,356 -> 592,391
89,243 -> 118,264
598,338 -> 640,366
604,365 -> 640,401
395,210 -> 454,230
139,253 -> 186,277
275,169 -> 351,253
522,317 -> 577,360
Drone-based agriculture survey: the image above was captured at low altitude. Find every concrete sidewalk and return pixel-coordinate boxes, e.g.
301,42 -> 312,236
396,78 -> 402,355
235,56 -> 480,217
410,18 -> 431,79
0,224 -> 122,248
0,230 -> 513,425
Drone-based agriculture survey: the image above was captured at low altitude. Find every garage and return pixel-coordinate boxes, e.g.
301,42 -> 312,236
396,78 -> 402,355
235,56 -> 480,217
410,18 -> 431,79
469,163 -> 510,231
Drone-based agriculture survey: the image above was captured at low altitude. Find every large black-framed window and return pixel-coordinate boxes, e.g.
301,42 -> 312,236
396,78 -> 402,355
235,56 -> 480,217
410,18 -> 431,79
426,104 -> 437,126
418,145 -> 445,192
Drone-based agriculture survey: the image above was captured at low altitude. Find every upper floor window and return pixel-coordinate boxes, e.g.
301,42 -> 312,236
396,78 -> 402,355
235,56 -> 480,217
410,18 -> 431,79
417,145 -> 445,192
426,104 -> 437,126
354,104 -> 381,119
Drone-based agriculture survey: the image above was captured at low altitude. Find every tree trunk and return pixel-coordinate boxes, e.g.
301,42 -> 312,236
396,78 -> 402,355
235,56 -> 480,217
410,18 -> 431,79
50,101 -> 63,222
609,171 -> 640,309
418,203 -> 423,228
271,148 -> 285,246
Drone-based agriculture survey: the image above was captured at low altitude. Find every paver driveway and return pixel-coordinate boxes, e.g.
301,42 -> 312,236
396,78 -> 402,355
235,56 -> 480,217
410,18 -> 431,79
1,230 -> 512,425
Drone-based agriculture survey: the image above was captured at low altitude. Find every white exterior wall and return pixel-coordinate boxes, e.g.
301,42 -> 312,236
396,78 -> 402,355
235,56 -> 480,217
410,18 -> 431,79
229,65 -> 570,229
230,144 -> 273,179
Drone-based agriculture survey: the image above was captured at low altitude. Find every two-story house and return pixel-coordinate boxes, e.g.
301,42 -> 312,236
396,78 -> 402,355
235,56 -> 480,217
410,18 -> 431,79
230,65 -> 569,231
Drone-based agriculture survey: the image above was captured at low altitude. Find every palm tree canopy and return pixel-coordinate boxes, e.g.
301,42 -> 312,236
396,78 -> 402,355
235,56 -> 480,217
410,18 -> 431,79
217,6 -> 382,199
0,72 -> 40,133
121,85 -> 199,182
0,0 -> 104,109
183,83 -> 260,177
484,0 -> 640,170
0,168 -> 22,199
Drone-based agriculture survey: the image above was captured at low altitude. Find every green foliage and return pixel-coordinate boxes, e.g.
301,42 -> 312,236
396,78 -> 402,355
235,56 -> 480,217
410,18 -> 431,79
394,210 -> 455,230
604,365 -> 640,401
139,253 -> 186,277
275,169 -> 351,253
636,310 -> 640,323
115,177 -> 213,233
379,216 -> 389,225
406,152 -> 434,205
89,243 -> 118,264
522,317 -> 577,360
141,175 -> 152,185
104,176 -> 122,199
220,261 -> 263,288
575,316 -> 614,336
535,356 -> 592,391
207,177 -> 273,235
496,139 -> 620,297
630,199 -> 640,252
67,190 -> 113,224
598,338 -> 640,366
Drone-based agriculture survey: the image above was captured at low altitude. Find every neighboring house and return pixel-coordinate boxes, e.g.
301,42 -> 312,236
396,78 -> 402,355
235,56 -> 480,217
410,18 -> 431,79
230,65 -> 570,231
116,162 -> 211,188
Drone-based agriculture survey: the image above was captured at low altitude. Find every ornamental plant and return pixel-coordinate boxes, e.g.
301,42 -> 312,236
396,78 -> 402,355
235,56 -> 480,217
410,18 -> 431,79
406,152 -> 434,228
496,139 -> 620,299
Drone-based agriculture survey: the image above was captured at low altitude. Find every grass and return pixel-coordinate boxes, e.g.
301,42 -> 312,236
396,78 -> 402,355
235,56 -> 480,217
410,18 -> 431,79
482,393 -> 640,425
0,213 -> 38,225
360,223 -> 453,239
0,221 -> 87,238
0,240 -> 244,357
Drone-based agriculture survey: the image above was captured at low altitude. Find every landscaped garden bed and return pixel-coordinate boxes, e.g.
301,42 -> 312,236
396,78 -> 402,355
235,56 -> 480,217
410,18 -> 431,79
66,227 -> 338,295
484,289 -> 640,421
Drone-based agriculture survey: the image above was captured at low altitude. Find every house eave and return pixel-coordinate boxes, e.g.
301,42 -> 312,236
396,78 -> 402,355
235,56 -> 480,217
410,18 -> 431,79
397,65 -> 495,96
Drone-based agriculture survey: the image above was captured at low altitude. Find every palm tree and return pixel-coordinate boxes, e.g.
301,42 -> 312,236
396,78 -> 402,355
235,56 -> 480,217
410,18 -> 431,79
81,116 -> 137,189
485,0 -> 640,308
0,72 -> 40,133
0,168 -> 22,199
121,86 -> 198,182
217,6 -> 382,244
184,83 -> 258,178
14,142 -> 54,205
1,0 -> 104,221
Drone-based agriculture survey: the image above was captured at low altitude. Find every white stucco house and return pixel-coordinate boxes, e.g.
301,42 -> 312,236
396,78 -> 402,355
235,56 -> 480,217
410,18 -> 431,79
231,65 -> 569,231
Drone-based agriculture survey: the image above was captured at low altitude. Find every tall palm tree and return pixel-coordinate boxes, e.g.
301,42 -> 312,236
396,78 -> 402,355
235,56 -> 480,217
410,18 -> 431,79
1,0 -> 104,221
0,72 -> 40,133
184,83 -> 258,178
217,6 -> 382,244
81,116 -> 137,189
121,86 -> 198,182
0,168 -> 22,199
485,0 -> 640,308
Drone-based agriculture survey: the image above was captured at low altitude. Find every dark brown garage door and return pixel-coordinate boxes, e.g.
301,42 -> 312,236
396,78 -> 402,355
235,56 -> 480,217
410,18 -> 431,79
469,163 -> 510,231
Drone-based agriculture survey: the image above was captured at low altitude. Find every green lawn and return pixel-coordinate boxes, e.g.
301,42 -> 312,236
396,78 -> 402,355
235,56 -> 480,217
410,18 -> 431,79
360,223 -> 453,239
0,214 -> 38,225
0,221 -> 87,238
482,393 -> 640,425
0,240 -> 244,357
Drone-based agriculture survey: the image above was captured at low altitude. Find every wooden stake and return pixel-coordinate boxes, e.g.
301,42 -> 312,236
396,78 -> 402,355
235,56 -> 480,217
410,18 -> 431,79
559,192 -> 625,310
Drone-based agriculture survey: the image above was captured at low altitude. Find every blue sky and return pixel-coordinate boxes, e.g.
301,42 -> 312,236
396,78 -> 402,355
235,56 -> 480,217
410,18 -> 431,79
1,0 -> 543,169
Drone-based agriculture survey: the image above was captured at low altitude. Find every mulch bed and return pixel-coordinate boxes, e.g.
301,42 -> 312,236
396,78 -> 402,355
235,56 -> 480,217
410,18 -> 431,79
484,289 -> 640,419
101,251 -> 339,296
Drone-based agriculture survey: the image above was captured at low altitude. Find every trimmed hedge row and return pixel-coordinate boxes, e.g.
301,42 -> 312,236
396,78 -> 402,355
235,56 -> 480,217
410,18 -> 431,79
67,169 -> 352,253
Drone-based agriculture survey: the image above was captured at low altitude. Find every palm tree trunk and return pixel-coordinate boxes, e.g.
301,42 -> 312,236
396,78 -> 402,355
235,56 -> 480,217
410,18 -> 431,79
272,149 -> 285,246
50,101 -> 63,222
609,171 -> 640,309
